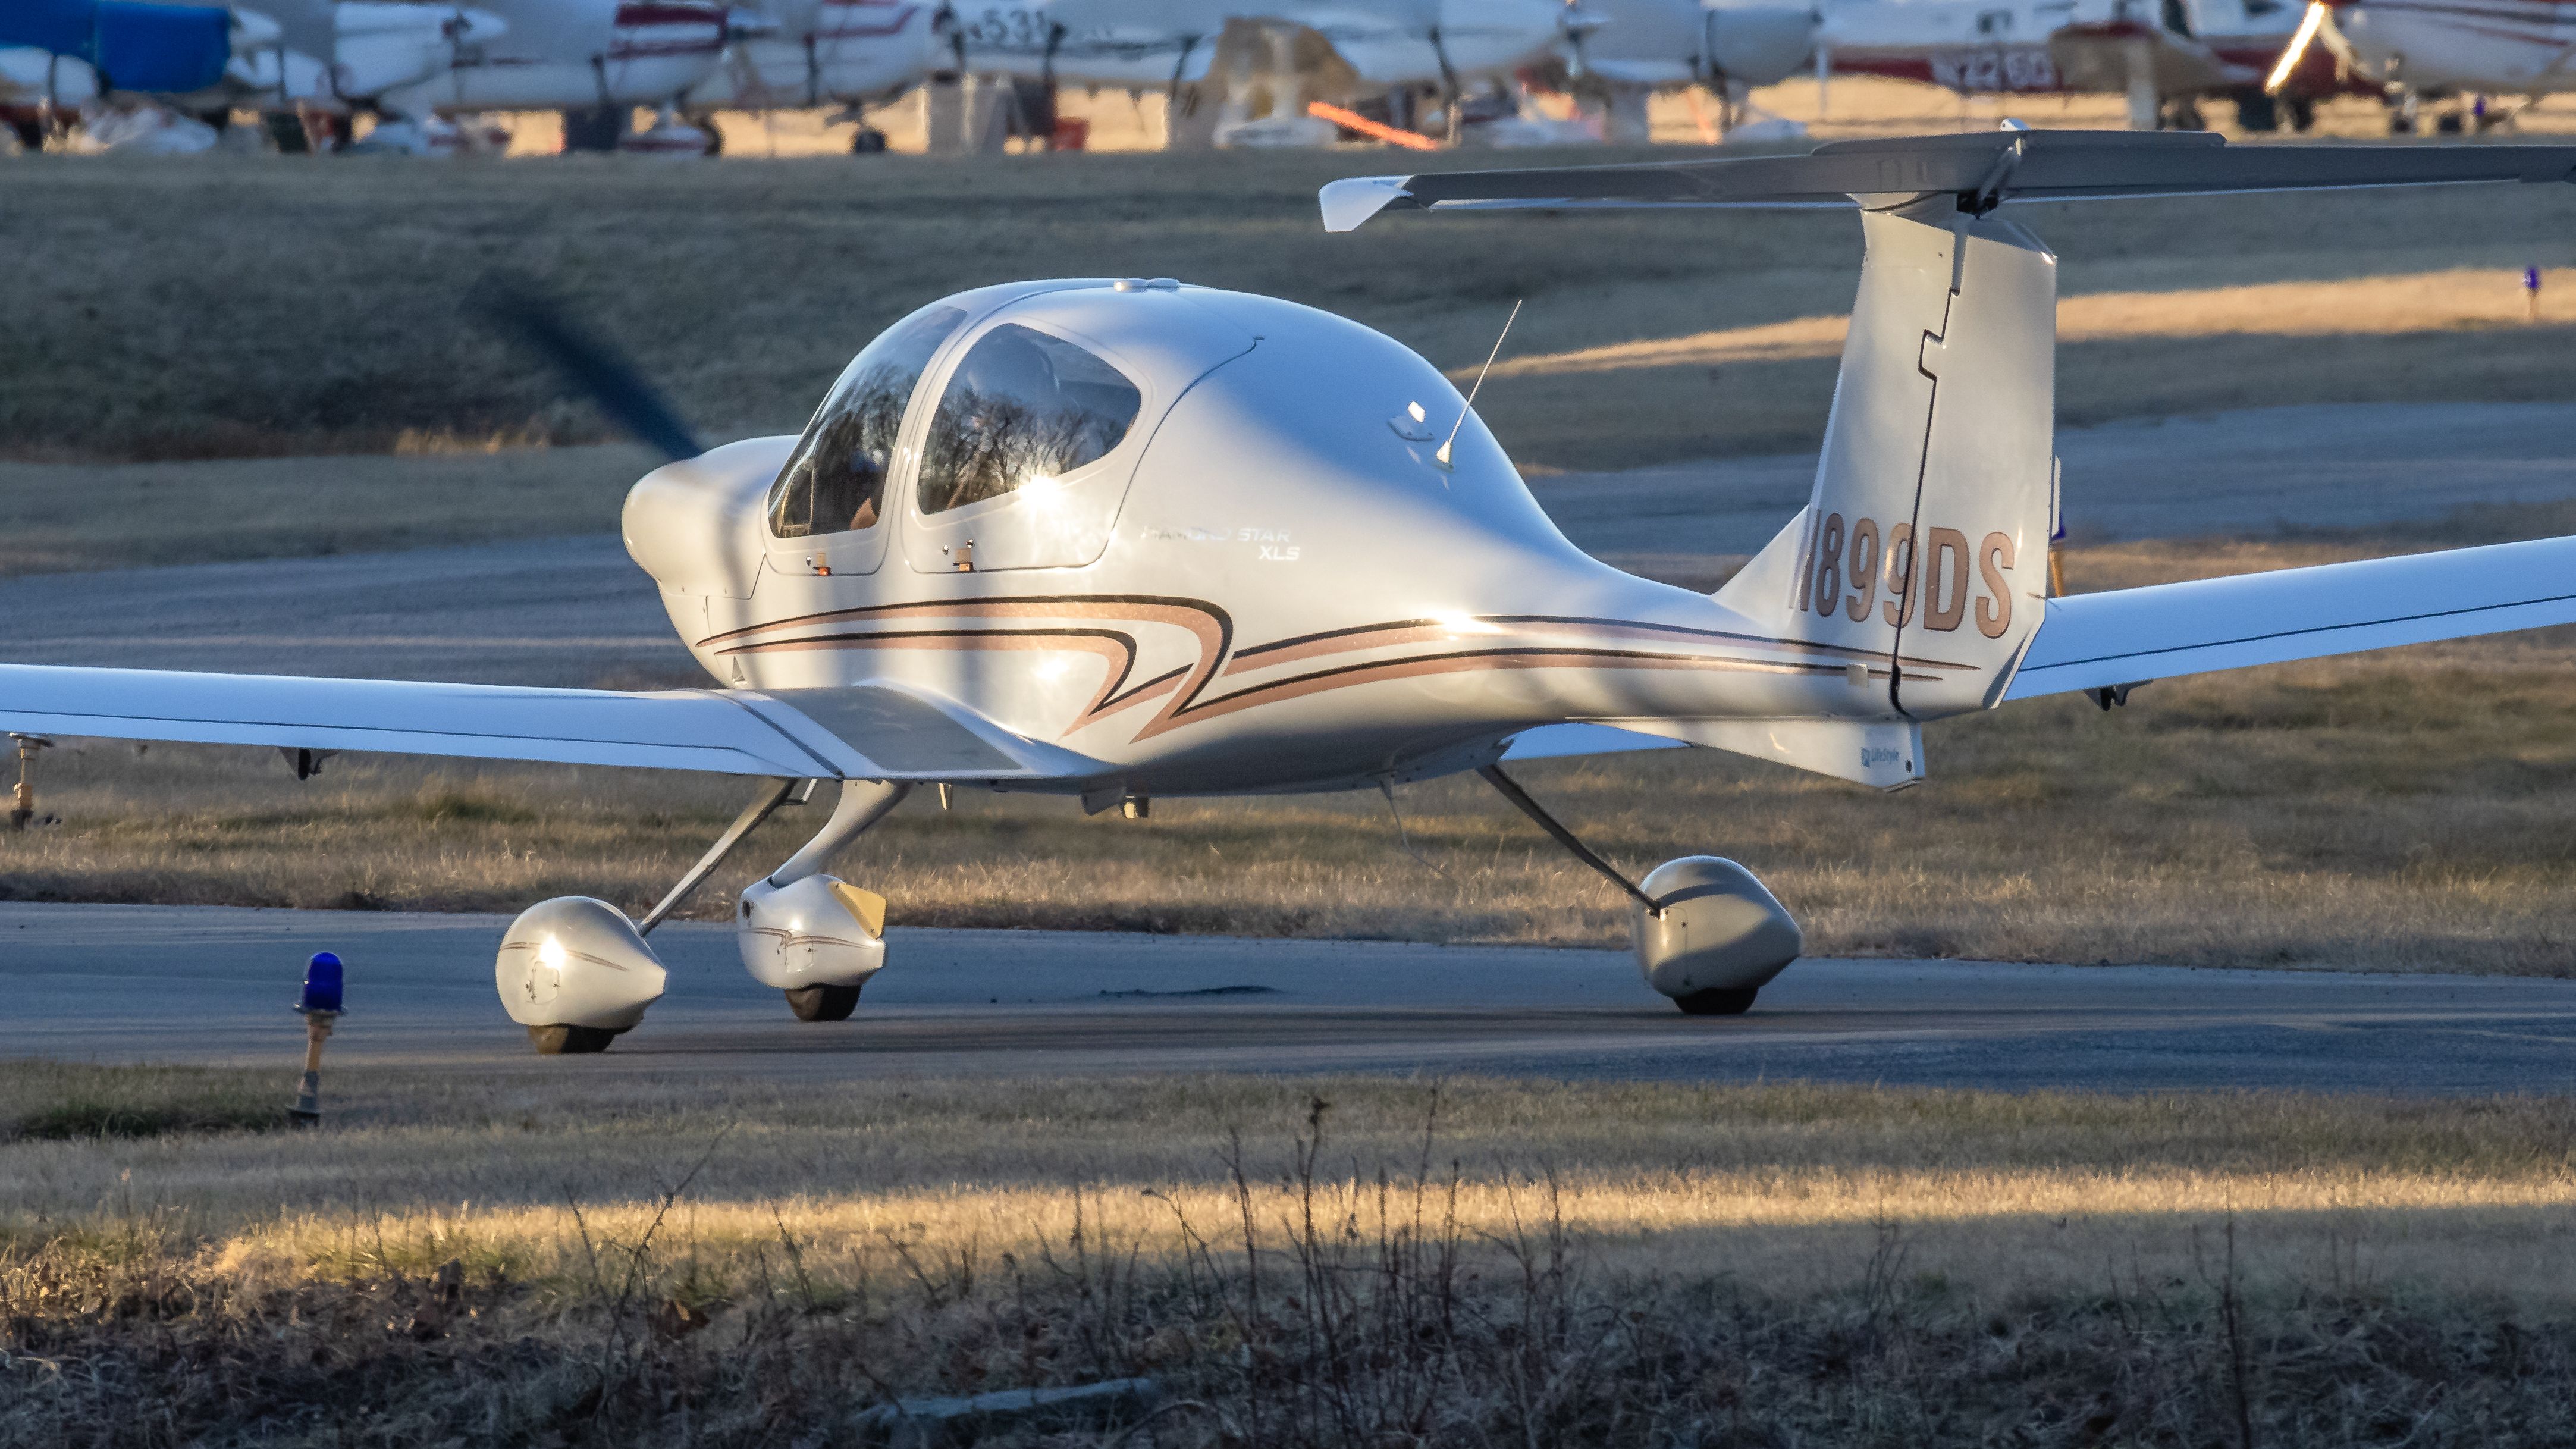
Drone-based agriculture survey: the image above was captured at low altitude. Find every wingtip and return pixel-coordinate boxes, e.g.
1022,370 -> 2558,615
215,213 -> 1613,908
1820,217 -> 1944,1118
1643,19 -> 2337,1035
1319,175 -> 1414,233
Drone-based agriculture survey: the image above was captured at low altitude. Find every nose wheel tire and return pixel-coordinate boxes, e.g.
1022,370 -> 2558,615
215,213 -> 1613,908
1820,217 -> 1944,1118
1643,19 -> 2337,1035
786,984 -> 862,1021
528,1024 -> 619,1055
1673,987 -> 1758,1017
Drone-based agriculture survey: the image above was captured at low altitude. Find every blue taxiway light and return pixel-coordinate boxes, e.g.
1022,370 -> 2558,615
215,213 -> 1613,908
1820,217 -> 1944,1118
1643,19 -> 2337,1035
297,951 -> 344,1015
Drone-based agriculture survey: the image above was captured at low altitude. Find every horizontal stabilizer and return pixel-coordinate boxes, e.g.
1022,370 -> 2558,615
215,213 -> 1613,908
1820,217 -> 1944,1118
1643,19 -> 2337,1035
1320,131 -> 2576,230
1501,723 -> 1689,762
2005,535 -> 2576,701
0,666 -> 1085,782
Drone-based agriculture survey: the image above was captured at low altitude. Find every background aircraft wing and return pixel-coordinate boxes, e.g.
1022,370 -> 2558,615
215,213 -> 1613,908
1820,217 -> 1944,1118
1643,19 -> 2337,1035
2005,535 -> 2576,701
0,666 -> 1089,781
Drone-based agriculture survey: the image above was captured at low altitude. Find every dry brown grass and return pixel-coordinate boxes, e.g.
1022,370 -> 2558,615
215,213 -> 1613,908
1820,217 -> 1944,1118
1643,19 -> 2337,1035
1489,267 -> 2576,379
0,443 -> 656,576
9,523 -> 2576,974
8,1068 -> 2576,1444
11,256 -> 2571,580
14,126 -> 2576,472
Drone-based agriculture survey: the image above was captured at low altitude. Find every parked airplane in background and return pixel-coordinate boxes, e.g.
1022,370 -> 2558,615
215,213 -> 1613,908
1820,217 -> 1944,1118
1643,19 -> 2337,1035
1579,0 -> 1818,96
1,0 -> 303,147
936,0 -> 1574,146
2264,0 -> 2558,133
682,0 -> 936,149
9,132 -> 2576,1054
674,0 -> 1817,153
1817,0 -> 2342,130
1565,0 -> 1821,141
376,0 -> 745,150
221,1 -> 510,150
8,0 -> 739,153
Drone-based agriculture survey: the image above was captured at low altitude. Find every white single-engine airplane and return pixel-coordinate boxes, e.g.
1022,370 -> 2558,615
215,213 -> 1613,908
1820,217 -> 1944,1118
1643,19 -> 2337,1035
11,130 -> 2576,1054
2263,0 -> 2567,131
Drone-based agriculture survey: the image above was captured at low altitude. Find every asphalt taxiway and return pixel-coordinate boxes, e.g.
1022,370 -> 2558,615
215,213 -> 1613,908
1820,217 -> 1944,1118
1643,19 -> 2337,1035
9,401 -> 2576,1094
6,902 -> 2571,1094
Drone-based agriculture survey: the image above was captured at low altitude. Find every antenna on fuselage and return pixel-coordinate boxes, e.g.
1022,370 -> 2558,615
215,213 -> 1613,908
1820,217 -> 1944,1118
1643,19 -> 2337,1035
1436,297 -> 1521,470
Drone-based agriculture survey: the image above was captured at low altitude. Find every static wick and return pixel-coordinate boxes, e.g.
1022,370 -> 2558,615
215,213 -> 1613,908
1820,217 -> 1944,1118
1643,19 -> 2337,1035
1437,298 -> 1522,470
290,951 -> 344,1127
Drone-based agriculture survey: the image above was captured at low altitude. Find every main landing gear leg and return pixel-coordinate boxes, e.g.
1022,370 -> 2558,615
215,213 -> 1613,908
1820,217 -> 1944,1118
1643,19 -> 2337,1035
1474,764 -> 1661,914
638,777 -> 815,934
1475,763 -> 1803,1015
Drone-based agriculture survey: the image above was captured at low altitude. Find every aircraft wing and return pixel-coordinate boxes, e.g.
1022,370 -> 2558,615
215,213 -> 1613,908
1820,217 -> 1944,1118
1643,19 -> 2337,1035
2005,534 -> 2576,701
0,665 -> 1090,782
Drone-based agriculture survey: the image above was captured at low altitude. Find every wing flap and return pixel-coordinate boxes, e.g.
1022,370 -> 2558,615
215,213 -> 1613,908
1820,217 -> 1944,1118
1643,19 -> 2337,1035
2004,535 -> 2576,701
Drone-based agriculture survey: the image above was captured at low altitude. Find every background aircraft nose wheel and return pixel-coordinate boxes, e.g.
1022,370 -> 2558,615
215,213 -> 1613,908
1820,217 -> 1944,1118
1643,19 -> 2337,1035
785,984 -> 861,1021
1673,987 -> 1759,1017
528,1024 -> 619,1054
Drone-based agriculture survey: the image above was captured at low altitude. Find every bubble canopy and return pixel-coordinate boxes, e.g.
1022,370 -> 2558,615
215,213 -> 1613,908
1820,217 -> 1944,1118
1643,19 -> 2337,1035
768,300 -> 970,540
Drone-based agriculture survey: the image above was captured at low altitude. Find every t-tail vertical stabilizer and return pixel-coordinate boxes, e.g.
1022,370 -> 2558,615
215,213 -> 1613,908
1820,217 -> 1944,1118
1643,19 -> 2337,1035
1717,196 -> 2054,723
1325,129 -> 2576,791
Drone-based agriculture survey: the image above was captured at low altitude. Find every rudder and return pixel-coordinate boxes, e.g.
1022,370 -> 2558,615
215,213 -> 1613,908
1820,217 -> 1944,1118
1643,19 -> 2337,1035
1722,195 -> 2056,720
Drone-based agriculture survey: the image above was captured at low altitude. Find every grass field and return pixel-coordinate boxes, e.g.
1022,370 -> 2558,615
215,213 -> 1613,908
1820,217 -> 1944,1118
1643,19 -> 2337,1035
7,1065 -> 2576,1444
14,124 -> 2576,473
0,442 -> 655,576
10,518 -> 2576,974
10,253 -> 2576,577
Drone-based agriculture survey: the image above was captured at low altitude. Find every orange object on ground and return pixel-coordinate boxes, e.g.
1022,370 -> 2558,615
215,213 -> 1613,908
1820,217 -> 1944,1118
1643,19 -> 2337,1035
1306,101 -> 1441,152
1052,117 -> 1089,151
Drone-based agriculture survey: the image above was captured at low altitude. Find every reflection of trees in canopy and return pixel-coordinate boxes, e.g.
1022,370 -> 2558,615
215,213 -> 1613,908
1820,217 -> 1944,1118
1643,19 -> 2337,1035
917,324 -> 1141,516
920,390 -> 1125,513
808,363 -> 914,531
767,303 -> 965,540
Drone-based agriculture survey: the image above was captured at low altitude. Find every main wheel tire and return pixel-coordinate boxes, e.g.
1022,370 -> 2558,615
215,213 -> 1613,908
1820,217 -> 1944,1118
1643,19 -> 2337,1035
1673,987 -> 1758,1017
785,984 -> 862,1021
851,126 -> 888,153
528,1024 -> 618,1055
